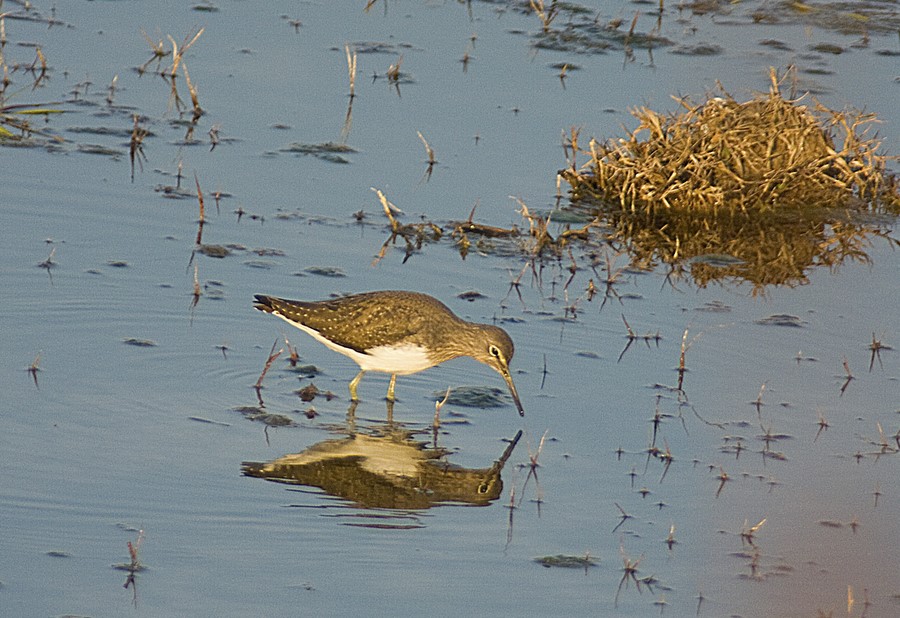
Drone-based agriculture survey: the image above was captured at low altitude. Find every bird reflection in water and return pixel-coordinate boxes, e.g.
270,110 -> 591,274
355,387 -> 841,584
243,420 -> 522,512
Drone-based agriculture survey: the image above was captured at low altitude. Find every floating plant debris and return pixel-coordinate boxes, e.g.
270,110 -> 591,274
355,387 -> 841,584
534,554 -> 598,569
123,338 -> 157,347
279,141 -> 357,163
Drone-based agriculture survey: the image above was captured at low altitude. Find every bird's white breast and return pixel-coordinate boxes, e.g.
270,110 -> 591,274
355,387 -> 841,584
360,342 -> 433,374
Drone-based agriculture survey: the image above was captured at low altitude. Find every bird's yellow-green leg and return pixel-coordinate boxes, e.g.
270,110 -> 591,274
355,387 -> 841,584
386,374 -> 397,401
349,370 -> 365,401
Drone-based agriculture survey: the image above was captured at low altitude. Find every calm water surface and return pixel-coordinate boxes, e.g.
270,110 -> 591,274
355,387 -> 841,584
1,1 -> 898,617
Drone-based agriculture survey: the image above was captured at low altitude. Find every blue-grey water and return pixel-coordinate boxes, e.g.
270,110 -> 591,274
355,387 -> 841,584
2,1 -> 898,617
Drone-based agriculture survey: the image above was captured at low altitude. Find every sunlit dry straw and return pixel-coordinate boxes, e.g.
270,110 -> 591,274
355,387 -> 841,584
180,60 -> 202,121
106,74 -> 118,106
518,428 -> 548,507
0,9 -> 6,68
461,33 -> 478,72
194,172 -> 206,224
752,381 -> 766,415
656,440 -> 673,483
128,114 -> 150,182
138,30 -> 169,75
676,327 -> 689,393
208,124 -> 219,151
501,262 -> 528,309
504,465 -> 519,550
714,466 -> 729,498
28,46 -> 48,89
26,351 -> 41,388
255,339 -> 284,393
867,331 -> 890,371
283,334 -> 299,367
122,529 -> 144,606
814,408 -> 830,442
451,201 -> 520,241
612,502 -> 633,533
190,262 -> 201,311
622,10 -> 640,64
417,130 -> 437,182
156,29 -> 203,122
372,187 -> 403,222
386,54 -> 402,83
614,544 -> 643,608
278,13 -> 301,31
344,43 -> 357,99
529,0 -> 559,33
167,28 -> 203,78
175,158 -> 184,189
513,198 -> 554,255
871,421 -> 898,461
592,250 -> 625,310
460,47 -> 471,73
434,386 -> 451,428
562,126 -> 579,171
417,130 -> 435,164
557,63 -> 568,88
562,247 -> 579,295
665,523 -> 676,552
38,246 -> 56,283
512,197 -> 595,264
618,314 -> 661,362
341,85 -> 354,143
370,188 -> 440,266
740,517 -> 767,546
584,278 -> 596,301
839,356 -> 854,396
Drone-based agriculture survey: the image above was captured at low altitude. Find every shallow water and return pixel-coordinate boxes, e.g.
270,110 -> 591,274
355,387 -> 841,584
2,1 -> 898,617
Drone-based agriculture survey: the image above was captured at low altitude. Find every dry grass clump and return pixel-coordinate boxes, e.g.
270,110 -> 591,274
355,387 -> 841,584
562,68 -> 899,215
555,68 -> 898,292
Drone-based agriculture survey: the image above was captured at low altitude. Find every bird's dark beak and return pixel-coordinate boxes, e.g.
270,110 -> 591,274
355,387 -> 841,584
500,367 -> 524,416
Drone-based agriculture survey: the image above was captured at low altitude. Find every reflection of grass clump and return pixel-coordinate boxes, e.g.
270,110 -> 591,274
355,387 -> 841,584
563,69 -> 898,214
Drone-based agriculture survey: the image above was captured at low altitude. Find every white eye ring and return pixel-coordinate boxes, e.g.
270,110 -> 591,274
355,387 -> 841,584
489,345 -> 501,357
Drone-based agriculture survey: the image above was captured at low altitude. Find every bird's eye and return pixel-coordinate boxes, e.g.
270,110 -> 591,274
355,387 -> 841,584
489,345 -> 501,357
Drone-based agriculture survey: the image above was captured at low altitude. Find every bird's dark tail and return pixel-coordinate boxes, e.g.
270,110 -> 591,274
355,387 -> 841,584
253,294 -> 277,314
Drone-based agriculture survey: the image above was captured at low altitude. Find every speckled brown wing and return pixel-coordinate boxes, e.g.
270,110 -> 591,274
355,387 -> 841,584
254,292 -> 458,354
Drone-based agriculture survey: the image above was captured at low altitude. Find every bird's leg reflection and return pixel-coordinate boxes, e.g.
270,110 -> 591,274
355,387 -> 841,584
345,401 -> 358,432
345,398 -> 396,427
385,398 -> 395,425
